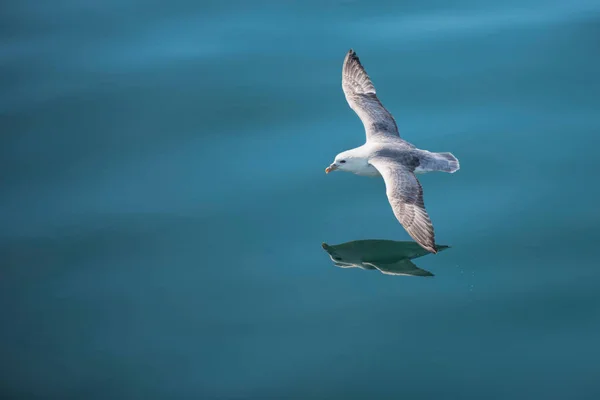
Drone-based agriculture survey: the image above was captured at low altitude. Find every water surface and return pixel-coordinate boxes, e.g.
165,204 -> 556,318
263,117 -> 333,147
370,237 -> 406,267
2,0 -> 600,398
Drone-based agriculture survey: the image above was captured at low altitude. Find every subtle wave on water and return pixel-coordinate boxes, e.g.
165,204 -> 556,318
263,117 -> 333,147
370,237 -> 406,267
2,0 -> 600,398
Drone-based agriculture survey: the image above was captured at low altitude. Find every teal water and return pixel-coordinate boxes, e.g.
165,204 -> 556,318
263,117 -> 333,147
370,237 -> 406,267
2,1 -> 600,398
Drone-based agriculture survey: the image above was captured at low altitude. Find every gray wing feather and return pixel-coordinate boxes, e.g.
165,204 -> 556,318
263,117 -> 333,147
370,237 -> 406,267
342,49 -> 400,142
369,158 -> 437,254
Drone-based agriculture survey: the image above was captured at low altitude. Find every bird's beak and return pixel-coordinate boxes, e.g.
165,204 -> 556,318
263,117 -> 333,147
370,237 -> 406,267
325,163 -> 337,174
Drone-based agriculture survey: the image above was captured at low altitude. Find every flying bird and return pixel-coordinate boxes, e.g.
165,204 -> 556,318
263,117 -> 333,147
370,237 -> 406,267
325,49 -> 460,254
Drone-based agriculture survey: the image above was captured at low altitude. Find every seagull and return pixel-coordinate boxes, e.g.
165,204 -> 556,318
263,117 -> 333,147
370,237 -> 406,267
325,49 -> 460,254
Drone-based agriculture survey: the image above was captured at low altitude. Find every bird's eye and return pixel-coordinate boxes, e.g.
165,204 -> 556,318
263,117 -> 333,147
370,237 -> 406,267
339,160 -> 346,164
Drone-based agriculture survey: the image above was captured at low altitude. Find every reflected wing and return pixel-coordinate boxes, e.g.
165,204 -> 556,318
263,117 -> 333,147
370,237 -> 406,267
363,261 -> 434,277
342,49 -> 400,142
335,262 -> 376,270
369,158 -> 437,253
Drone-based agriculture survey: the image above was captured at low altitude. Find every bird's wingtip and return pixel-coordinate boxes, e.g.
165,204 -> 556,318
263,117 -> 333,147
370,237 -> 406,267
344,49 -> 355,61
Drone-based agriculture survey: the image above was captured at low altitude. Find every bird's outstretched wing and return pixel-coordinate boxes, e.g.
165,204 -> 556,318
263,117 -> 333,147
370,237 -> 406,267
369,157 -> 437,253
342,49 -> 400,142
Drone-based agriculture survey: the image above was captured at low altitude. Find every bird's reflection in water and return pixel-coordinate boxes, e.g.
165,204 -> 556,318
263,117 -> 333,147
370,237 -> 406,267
322,240 -> 449,277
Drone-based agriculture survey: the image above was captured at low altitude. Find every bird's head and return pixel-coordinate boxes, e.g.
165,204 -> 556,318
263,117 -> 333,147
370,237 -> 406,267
325,151 -> 357,173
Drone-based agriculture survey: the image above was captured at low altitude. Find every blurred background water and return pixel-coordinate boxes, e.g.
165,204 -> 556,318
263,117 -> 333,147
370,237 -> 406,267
2,0 -> 600,398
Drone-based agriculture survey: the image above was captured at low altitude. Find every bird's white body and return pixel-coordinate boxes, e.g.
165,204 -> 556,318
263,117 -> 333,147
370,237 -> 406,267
332,142 -> 458,177
345,160 -> 380,176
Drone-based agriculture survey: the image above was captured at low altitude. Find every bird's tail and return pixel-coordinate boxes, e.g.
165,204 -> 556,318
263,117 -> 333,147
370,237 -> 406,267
433,152 -> 460,173
416,151 -> 460,173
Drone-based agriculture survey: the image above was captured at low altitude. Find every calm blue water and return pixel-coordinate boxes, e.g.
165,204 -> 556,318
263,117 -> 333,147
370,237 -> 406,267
2,1 -> 600,398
